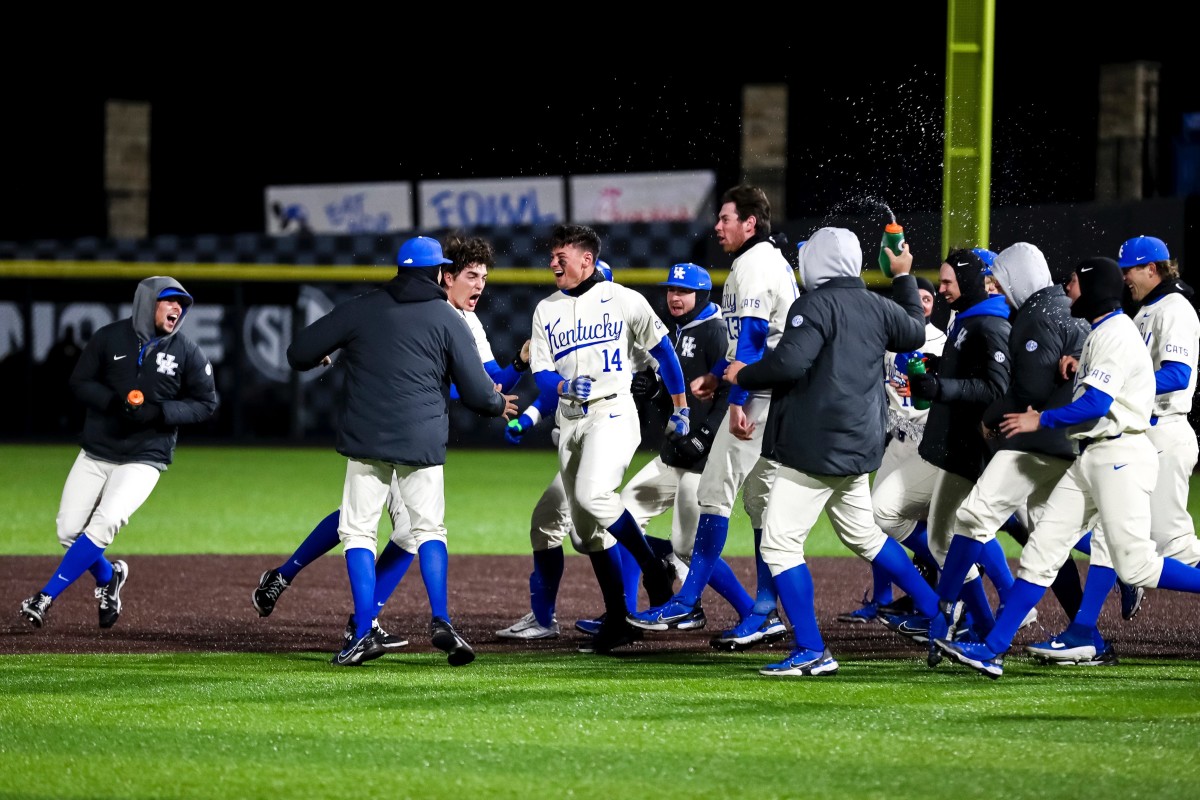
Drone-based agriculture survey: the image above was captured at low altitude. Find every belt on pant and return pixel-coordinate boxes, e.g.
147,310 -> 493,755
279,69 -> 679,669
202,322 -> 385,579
1079,433 -> 1122,453
1150,413 -> 1184,426
561,393 -> 618,419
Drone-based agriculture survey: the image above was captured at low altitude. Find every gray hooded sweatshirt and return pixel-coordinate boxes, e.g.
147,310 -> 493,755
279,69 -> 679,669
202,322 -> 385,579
69,276 -> 219,468
737,226 -> 926,476
982,243 -> 1088,457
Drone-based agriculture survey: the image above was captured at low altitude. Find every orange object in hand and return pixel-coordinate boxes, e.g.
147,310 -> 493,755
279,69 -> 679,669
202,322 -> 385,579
126,389 -> 144,407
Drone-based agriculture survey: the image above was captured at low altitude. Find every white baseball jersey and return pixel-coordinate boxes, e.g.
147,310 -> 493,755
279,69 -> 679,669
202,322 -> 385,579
884,321 -> 948,443
530,280 -> 667,409
454,305 -> 497,364
1130,292 -> 1200,418
721,240 -> 799,398
1066,312 -> 1155,444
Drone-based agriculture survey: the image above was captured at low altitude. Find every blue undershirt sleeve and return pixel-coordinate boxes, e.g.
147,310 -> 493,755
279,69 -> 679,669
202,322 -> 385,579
729,317 -> 770,407
1155,360 -> 1191,394
649,336 -> 685,397
1039,385 -> 1114,428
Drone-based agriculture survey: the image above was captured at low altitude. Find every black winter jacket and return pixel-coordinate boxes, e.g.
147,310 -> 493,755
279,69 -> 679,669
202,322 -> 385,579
981,285 -> 1088,458
737,274 -> 926,476
287,271 -> 507,466
70,276 -> 218,468
918,295 -> 1011,480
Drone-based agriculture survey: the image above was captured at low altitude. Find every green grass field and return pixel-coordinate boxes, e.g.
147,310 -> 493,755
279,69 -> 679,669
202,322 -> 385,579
3,444 -> 1200,799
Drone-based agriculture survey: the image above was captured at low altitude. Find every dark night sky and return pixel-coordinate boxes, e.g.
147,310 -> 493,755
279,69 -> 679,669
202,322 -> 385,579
3,6 -> 1196,243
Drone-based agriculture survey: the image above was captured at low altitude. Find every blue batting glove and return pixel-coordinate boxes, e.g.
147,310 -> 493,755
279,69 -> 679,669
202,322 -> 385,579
665,406 -> 690,440
505,413 -> 533,445
563,375 -> 594,402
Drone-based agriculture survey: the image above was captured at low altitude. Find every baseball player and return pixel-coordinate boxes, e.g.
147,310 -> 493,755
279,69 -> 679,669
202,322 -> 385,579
838,274 -> 945,623
724,226 -> 938,676
936,256 -> 1200,679
916,242 -> 1089,666
1025,235 -> 1200,665
286,236 -> 515,667
629,184 -> 799,652
528,223 -> 692,655
255,234 -> 527,664
20,277 -> 219,630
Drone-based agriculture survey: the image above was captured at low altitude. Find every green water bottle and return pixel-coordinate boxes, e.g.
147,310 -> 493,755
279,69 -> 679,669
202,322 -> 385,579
906,355 -> 930,411
879,222 -> 905,277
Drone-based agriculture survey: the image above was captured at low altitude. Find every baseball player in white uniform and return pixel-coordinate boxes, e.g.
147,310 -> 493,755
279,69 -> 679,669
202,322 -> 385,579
839,275 -> 946,622
529,224 -> 692,654
1024,235 -> 1200,664
936,256 -> 1200,679
629,184 -> 798,651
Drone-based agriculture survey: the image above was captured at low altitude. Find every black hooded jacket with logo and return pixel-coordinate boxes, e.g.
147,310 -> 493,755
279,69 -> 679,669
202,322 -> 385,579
69,276 -> 219,468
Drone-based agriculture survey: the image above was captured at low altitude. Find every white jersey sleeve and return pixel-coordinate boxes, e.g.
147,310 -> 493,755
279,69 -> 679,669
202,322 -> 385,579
1069,313 -> 1155,440
1132,293 -> 1200,417
720,241 -> 800,363
457,307 -> 496,364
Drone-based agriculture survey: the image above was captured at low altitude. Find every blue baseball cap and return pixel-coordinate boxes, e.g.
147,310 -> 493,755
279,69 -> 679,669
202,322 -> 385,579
596,260 -> 613,281
972,247 -> 998,275
157,286 -> 193,305
660,263 -> 712,291
1118,235 -> 1170,268
396,236 -> 453,268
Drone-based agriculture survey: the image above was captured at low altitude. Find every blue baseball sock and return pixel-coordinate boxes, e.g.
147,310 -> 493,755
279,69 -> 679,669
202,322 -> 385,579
902,522 -> 938,573
345,547 -> 376,639
751,528 -> 778,615
616,543 -> 642,613
979,538 -> 1015,600
872,538 -> 937,617
588,547 -> 627,618
1155,557 -> 1200,592
706,558 -> 754,618
418,540 -> 449,621
530,546 -> 564,626
1075,564 -> 1116,629
605,509 -> 657,571
937,535 -> 983,604
983,579 -> 1044,654
41,534 -> 105,598
773,563 -> 823,653
1074,532 -> 1092,555
961,576 -> 996,633
869,560 -> 895,607
678,513 -> 729,607
280,509 -> 341,582
88,554 -> 114,586
372,541 -> 415,619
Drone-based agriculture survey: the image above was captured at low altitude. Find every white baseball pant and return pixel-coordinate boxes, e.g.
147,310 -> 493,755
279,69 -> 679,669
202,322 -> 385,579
56,450 -> 161,549
620,455 -> 702,562
556,395 -> 639,552
340,458 -> 445,554
871,437 -> 938,542
1145,415 -> 1200,566
696,396 -> 774,525
953,450 -> 1072,543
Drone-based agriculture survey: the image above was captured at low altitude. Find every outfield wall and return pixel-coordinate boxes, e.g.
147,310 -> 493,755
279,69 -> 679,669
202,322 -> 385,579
1,198 -> 1193,446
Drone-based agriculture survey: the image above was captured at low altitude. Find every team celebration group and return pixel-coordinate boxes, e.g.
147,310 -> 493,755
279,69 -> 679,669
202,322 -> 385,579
18,183 -> 1200,679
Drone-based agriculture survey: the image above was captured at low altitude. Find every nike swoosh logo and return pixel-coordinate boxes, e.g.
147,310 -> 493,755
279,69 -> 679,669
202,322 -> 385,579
56,573 -> 69,581
955,262 -> 969,267
113,355 -> 127,360
609,414 -> 621,418
1050,641 -> 1066,649
1114,464 -> 1128,470
1079,267 -> 1093,273
601,297 -> 612,303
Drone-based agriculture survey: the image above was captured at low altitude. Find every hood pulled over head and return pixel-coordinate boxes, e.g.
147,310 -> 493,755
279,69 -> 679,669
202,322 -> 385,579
990,242 -> 1052,309
133,276 -> 192,342
945,248 -> 990,311
1071,257 -> 1125,321
797,227 -> 862,290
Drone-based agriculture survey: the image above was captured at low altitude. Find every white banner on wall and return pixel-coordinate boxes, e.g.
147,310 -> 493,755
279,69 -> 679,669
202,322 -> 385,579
569,170 -> 716,224
265,182 -> 414,235
418,177 -> 564,229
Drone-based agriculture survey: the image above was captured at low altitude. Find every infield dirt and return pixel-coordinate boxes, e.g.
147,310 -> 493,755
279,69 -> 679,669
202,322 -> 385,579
3,555 -> 1197,660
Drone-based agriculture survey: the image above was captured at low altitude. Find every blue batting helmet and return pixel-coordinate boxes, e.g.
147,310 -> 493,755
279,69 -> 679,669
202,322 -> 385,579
660,263 -> 712,291
972,247 -> 998,275
1118,235 -> 1170,268
396,236 -> 453,268
596,260 -> 613,281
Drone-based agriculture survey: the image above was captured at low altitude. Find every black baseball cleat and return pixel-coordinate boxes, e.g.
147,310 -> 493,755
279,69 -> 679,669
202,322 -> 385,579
96,559 -> 129,628
642,557 -> 678,607
252,569 -> 290,617
1118,581 -> 1144,621
431,617 -> 475,666
578,619 -> 643,654
332,627 -> 387,667
343,615 -> 409,650
20,592 -> 53,628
